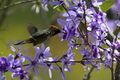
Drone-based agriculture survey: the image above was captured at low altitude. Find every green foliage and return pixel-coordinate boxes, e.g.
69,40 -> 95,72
53,5 -> 66,12
101,0 -> 115,12
113,27 -> 120,36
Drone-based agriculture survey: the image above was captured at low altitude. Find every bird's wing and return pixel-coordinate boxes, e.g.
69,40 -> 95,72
27,24 -> 38,36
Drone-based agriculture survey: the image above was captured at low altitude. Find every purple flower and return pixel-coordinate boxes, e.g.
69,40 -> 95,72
8,53 -> 25,69
24,44 -> 51,74
60,47 -> 75,72
87,11 -> 107,31
92,0 -> 103,7
0,57 -> 10,80
91,45 -> 100,58
50,0 -> 64,6
57,18 -> 79,41
12,68 -> 28,80
41,0 -> 49,11
42,0 -> 49,5
24,55 -> 40,75
36,44 -> 51,60
44,57 -> 58,79
56,47 -> 75,80
57,0 -> 108,45
87,11 -> 108,46
79,48 -> 93,65
92,11 -> 106,24
0,57 -> 10,72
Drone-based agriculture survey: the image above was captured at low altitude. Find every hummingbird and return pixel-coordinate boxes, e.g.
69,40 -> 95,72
14,25 -> 61,46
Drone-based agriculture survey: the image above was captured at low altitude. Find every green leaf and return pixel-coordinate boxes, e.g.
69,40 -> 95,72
101,0 -> 115,12
53,5 -> 65,12
113,27 -> 120,36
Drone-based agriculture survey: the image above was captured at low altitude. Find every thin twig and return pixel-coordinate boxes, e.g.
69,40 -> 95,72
111,48 -> 115,80
112,31 -> 119,80
0,0 -> 35,10
115,62 -> 120,80
110,30 -> 119,80
83,66 -> 95,80
12,59 -> 102,69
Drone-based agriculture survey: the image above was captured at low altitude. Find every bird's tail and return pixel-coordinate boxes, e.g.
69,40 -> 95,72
14,38 -> 34,45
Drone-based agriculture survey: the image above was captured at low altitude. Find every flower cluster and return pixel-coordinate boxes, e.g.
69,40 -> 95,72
0,0 -> 120,80
40,0 -> 119,79
55,0 -> 120,69
0,44 -> 75,80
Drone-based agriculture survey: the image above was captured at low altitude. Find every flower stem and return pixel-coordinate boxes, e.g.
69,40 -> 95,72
111,44 -> 115,80
111,65 -> 114,80
115,62 -> 120,80
83,66 -> 94,80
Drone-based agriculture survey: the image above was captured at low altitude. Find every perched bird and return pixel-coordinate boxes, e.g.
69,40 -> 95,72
14,24 -> 61,46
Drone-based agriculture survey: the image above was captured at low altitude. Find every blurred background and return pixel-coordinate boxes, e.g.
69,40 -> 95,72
0,0 -> 111,80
